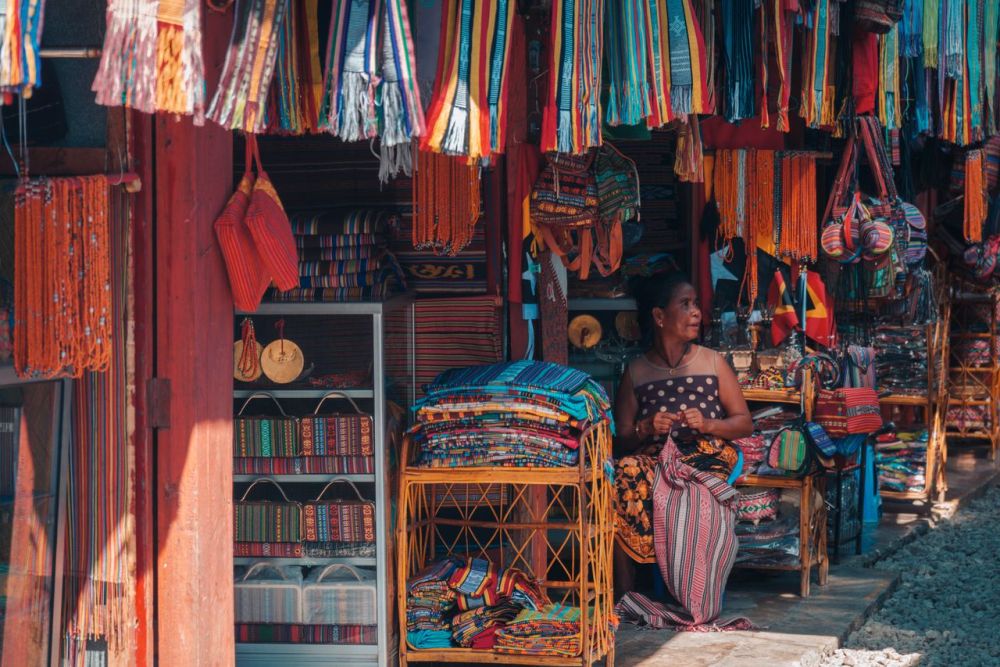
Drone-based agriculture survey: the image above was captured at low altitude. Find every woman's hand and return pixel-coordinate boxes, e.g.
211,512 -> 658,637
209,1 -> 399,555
680,408 -> 706,433
637,411 -> 678,441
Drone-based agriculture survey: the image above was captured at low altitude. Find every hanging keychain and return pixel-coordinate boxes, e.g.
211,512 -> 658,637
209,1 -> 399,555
261,319 -> 305,384
233,317 -> 263,382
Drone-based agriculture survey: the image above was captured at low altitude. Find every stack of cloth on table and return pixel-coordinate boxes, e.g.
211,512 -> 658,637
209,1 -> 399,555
874,325 -> 929,394
735,406 -> 800,477
406,556 -> 564,651
269,210 -> 405,302
735,516 -> 800,565
410,361 -> 612,468
875,429 -> 929,494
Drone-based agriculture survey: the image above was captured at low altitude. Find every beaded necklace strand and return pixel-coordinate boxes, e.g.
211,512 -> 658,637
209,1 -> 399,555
412,149 -> 481,256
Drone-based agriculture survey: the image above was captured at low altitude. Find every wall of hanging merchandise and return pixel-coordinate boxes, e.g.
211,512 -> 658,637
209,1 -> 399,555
396,361 -> 615,665
231,302 -> 413,667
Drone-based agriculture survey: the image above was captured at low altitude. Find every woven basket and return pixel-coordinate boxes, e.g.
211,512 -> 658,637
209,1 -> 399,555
303,478 -> 376,543
235,478 -> 302,543
735,489 -> 781,524
234,393 -> 301,458
234,563 -> 304,624
300,392 -> 375,458
302,563 -> 377,625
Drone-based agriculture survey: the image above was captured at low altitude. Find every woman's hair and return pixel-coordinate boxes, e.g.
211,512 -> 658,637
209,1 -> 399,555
633,272 -> 694,342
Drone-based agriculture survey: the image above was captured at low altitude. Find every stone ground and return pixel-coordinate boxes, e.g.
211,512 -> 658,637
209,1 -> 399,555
613,447 -> 1000,667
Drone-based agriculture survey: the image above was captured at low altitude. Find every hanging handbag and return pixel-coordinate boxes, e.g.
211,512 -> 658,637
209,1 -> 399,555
245,134 -> 300,291
214,138 -> 271,311
300,392 -> 374,458
302,479 -> 376,544
843,345 -> 877,389
804,421 -> 837,462
233,393 -> 301,458
814,388 -> 882,437
530,151 -> 600,279
767,425 -> 811,475
235,478 -> 302,543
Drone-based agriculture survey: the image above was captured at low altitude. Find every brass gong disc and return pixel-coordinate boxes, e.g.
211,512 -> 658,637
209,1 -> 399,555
261,338 -> 305,384
615,311 -> 642,342
233,340 -> 263,382
568,314 -> 603,350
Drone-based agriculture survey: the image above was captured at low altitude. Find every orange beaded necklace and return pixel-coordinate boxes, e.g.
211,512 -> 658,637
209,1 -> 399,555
412,149 -> 482,256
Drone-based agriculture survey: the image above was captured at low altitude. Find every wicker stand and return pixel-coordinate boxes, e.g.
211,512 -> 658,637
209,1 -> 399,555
396,423 -> 616,667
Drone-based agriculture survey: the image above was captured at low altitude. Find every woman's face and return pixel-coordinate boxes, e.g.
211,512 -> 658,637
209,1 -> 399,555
652,283 -> 701,342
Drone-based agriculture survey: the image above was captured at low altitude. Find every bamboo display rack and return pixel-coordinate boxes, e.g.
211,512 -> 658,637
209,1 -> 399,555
945,286 -> 1000,460
396,423 -> 616,667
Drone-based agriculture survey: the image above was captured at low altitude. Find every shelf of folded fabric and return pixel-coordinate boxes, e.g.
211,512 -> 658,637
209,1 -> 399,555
401,648 -> 592,666
233,474 -> 375,483
234,556 -> 377,567
566,297 -> 637,311
234,388 -> 375,399
399,465 -> 588,486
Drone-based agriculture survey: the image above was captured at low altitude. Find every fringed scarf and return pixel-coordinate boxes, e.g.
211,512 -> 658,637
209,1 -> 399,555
265,0 -> 322,135
93,0 -> 205,123
900,0 -> 923,58
605,0 -> 650,127
985,0 -> 999,135
0,0 -> 44,98
923,0 -> 939,67
380,0 -> 427,179
319,0 -> 382,141
423,0 -> 514,160
965,149 -> 987,243
644,0 -> 672,127
664,0 -> 709,116
721,0 -> 754,124
696,0 -> 717,114
758,2 -> 770,129
801,0 -> 833,129
208,0 -> 289,132
541,0 -> 604,154
940,0 -> 963,79
878,24 -> 901,131
966,0 -> 984,144
773,0 -> 794,132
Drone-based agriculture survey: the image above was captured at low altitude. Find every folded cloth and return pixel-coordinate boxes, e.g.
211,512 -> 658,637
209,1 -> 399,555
493,605 -> 583,657
448,558 -> 499,600
451,601 -> 521,647
290,210 -> 397,235
406,629 -> 453,649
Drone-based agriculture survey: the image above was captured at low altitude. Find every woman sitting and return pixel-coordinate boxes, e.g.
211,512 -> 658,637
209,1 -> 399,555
613,273 -> 753,599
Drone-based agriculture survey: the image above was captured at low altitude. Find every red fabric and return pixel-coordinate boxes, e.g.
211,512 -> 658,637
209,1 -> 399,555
804,270 -> 835,348
700,116 -> 786,150
852,31 -> 879,115
214,164 -> 271,311
768,269 -> 799,345
245,135 -> 300,291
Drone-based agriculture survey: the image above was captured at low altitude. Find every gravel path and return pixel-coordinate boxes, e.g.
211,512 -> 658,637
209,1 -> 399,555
816,485 -> 1000,667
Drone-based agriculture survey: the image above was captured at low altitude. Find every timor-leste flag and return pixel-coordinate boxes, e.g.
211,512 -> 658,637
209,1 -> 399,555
768,269 -> 799,346
804,271 -> 835,348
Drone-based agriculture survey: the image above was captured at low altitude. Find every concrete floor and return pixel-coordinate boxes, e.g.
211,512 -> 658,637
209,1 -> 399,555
613,446 -> 1000,667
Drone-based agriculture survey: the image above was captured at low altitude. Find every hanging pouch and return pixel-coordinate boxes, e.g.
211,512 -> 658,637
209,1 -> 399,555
214,137 -> 271,311
245,134 -> 300,292
767,425 -> 810,475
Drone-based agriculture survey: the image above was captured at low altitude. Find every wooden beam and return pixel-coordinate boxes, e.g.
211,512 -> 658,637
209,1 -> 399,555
153,7 -> 234,665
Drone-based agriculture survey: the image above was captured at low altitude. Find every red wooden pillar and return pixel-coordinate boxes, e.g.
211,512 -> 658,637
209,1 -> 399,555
152,9 -> 234,665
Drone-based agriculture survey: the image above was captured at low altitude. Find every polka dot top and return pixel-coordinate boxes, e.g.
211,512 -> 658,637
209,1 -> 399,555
629,346 -> 724,445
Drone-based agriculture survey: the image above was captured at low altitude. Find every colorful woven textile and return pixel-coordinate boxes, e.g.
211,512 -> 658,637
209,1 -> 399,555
236,623 -> 377,644
208,0 -> 288,132
721,0 -> 755,123
541,0 -> 604,154
875,429 -> 929,493
421,0 -> 515,160
801,0 -> 835,129
264,0 -> 323,135
234,541 -> 304,557
0,0 -> 44,99
235,496 -> 301,542
234,415 -> 300,458
649,438 -> 750,629
604,0 -> 650,126
300,415 -> 373,457
493,604 -> 582,657
93,0 -> 206,123
303,499 -> 375,543
451,601 -> 520,647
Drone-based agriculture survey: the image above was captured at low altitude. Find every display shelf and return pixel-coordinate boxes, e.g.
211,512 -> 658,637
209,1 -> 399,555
879,393 -> 929,406
234,389 -> 375,399
233,474 -> 375,484
567,297 -> 637,311
234,557 -> 378,567
741,388 -> 802,404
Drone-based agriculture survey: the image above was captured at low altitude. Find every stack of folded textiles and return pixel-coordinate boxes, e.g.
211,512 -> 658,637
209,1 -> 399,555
875,429 -> 929,493
269,210 -> 405,302
410,361 -> 612,468
735,516 -> 800,564
874,325 -> 928,394
494,604 -> 583,657
406,556 -> 561,651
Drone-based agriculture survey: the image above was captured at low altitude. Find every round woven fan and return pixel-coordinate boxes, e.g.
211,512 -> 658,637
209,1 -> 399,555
568,315 -> 602,350
233,340 -> 263,382
261,338 -> 305,384
615,311 -> 641,341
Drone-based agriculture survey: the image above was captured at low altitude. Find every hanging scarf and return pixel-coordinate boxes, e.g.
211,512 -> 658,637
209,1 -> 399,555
966,0 -> 984,143
265,0 -> 322,135
801,0 -> 833,129
986,0 -> 999,135
318,0 -> 382,141
379,0 -> 427,180
758,2 -> 770,128
900,0 -> 923,57
94,0 -> 206,123
773,0 -> 794,132
424,0 -> 515,160
878,24 -> 901,131
664,0 -> 708,115
673,115 -> 703,183
605,0 -> 650,126
0,0 -> 44,98
643,0 -> 672,127
541,0 -> 604,154
721,0 -> 754,124
208,0 -> 289,133
914,57 -> 931,133
923,0 -> 939,67
696,0 -> 717,114
940,0 -> 963,79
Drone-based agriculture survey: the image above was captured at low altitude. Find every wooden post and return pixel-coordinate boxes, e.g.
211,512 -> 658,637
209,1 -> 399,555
153,8 -> 234,665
